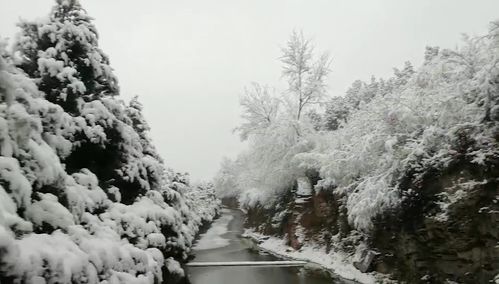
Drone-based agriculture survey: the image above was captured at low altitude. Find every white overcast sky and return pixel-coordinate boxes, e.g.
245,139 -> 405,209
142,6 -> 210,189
1,0 -> 499,181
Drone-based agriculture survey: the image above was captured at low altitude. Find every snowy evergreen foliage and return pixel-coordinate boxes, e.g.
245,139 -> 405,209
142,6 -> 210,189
216,22 -> 499,231
0,1 -> 219,283
15,0 -> 118,114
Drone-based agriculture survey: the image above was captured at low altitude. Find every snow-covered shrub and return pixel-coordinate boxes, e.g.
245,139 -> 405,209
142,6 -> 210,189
179,179 -> 221,232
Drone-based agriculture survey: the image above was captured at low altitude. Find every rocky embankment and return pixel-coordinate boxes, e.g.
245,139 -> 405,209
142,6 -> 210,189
242,153 -> 499,283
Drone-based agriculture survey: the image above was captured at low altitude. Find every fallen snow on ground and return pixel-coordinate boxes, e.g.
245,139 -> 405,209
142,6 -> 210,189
193,209 -> 234,250
243,230 -> 377,284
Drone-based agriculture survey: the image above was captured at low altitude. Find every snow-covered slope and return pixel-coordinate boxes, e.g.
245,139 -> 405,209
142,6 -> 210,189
215,21 -> 499,282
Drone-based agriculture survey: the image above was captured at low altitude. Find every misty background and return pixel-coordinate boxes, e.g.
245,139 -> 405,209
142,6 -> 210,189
1,0 -> 498,181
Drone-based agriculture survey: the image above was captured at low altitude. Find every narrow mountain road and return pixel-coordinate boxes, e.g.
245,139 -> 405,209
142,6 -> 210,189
185,208 -> 354,284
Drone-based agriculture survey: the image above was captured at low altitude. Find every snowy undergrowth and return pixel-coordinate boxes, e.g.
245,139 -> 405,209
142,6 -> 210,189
180,180 -> 221,227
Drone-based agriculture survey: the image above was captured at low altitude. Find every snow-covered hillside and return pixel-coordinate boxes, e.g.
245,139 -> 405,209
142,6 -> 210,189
0,0 -> 219,283
215,22 -> 499,282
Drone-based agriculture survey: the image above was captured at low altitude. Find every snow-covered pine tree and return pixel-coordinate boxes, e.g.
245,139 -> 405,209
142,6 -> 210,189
13,0 -> 159,204
15,0 -> 118,115
0,1 -> 221,281
323,96 -> 350,131
126,95 -> 163,162
392,61 -> 414,88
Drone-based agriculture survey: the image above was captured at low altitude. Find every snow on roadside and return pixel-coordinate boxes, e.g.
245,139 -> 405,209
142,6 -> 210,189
242,229 -> 377,284
194,209 -> 233,250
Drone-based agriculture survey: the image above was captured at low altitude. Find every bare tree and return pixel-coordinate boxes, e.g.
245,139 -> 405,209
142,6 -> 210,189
236,82 -> 280,140
281,31 -> 331,120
